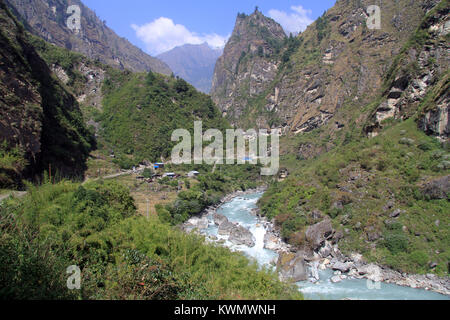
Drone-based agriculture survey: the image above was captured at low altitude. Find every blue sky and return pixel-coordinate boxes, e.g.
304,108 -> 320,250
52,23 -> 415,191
83,0 -> 336,56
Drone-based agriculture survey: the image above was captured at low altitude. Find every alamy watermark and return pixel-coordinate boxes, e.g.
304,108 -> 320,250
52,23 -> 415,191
66,5 -> 81,33
366,5 -> 381,30
66,265 -> 81,290
171,121 -> 279,176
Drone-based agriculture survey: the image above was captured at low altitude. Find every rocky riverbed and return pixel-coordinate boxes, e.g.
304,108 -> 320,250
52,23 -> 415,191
181,189 -> 450,298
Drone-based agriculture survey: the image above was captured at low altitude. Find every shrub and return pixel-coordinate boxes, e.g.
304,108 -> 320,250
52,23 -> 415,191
409,250 -> 429,268
383,232 -> 409,254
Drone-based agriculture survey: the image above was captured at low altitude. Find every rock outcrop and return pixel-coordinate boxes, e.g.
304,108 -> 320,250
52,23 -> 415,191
366,2 -> 449,139
211,8 -> 286,127
420,175 -> 450,200
212,1 -> 434,132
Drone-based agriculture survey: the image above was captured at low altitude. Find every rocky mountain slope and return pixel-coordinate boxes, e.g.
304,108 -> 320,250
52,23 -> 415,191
258,0 -> 449,277
5,0 -> 171,75
157,43 -> 222,93
212,1 -> 442,133
211,8 -> 286,126
0,0 -> 94,188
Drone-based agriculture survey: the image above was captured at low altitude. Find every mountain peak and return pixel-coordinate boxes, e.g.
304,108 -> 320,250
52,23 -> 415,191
157,43 -> 222,93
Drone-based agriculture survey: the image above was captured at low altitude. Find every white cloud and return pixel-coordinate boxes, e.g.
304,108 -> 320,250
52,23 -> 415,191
268,5 -> 314,35
132,17 -> 229,55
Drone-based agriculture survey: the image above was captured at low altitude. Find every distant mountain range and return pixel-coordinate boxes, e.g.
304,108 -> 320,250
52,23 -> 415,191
158,43 -> 222,93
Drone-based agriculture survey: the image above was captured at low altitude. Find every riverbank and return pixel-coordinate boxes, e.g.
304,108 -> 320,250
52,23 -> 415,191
182,189 -> 450,298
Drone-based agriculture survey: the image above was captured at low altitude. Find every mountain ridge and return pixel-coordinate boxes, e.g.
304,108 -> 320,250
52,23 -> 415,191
157,42 -> 222,93
4,0 -> 172,75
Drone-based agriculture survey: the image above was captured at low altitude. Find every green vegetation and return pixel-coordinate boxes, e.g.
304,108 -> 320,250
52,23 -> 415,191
257,2 -> 450,276
0,180 -> 302,300
315,13 -> 329,43
98,70 -> 228,165
260,117 -> 450,275
157,163 -> 264,225
29,35 -> 105,95
0,142 -> 28,188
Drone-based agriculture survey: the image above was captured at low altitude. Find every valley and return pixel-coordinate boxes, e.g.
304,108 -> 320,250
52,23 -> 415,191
0,0 -> 448,301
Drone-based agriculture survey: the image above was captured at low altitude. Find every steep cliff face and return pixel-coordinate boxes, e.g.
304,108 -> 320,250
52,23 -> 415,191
5,0 -> 171,75
212,1 -> 438,132
366,1 -> 449,141
0,0 -> 94,188
258,1 -> 450,277
211,8 -> 286,127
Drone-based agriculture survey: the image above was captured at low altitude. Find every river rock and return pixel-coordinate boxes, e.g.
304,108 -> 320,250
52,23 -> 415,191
229,225 -> 256,247
331,275 -> 342,283
277,252 -> 308,282
358,264 -> 383,282
214,213 -> 228,226
218,220 -> 236,236
187,217 -> 209,230
264,233 -> 281,250
332,261 -> 353,273
305,218 -> 334,250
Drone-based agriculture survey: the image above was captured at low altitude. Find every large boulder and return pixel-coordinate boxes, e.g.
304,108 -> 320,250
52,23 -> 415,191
264,232 -> 282,250
331,261 -> 354,273
305,218 -> 334,250
213,213 -> 228,226
218,220 -> 236,236
229,225 -> 256,247
357,264 -> 383,282
277,252 -> 308,282
183,216 -> 209,232
331,275 -> 342,283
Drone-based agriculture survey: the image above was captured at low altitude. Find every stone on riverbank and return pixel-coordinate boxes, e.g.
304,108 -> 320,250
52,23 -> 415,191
305,218 -> 334,250
332,261 -> 354,273
277,252 -> 308,282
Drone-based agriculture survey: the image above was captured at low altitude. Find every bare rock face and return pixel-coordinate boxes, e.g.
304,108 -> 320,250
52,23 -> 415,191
212,1 -> 432,132
277,252 -> 308,282
366,3 -> 449,139
5,0 -> 171,75
419,98 -> 449,140
211,8 -> 286,127
305,218 -> 334,250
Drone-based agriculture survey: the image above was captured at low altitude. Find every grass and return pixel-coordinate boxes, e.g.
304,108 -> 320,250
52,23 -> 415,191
260,117 -> 450,275
0,179 -> 302,300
